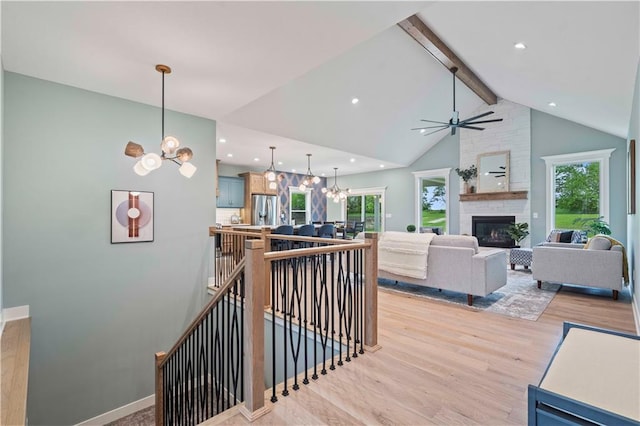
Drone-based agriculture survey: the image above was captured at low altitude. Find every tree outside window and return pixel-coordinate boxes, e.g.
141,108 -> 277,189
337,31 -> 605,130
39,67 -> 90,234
421,177 -> 447,233
554,162 -> 600,229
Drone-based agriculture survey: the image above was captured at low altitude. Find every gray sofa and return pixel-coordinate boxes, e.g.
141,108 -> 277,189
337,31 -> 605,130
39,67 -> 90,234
532,237 -> 624,299
376,234 -> 507,306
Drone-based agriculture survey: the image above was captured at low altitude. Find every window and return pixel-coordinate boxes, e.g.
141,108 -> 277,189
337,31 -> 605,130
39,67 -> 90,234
289,189 -> 310,225
542,149 -> 614,232
413,168 -> 451,234
345,187 -> 385,232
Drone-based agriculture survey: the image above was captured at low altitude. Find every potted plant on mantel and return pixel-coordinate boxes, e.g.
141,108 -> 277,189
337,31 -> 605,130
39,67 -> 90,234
506,222 -> 529,247
455,165 -> 477,194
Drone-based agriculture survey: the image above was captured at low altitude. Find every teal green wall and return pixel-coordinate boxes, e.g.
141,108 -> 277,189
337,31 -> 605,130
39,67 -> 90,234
0,57 -> 4,327
2,72 -> 216,424
530,111 -> 627,245
628,59 -> 639,326
339,132 -> 460,233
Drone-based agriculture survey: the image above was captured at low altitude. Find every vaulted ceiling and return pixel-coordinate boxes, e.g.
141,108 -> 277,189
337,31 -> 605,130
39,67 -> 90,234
2,1 -> 638,176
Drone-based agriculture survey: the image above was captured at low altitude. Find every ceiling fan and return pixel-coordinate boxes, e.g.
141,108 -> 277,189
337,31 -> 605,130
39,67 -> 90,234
412,67 -> 503,136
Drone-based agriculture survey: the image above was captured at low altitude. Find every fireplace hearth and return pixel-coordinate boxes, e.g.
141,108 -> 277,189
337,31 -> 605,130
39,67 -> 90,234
472,216 -> 516,248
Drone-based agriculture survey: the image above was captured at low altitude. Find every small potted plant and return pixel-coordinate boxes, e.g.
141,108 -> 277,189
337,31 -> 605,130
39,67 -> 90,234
573,216 -> 611,237
455,165 -> 477,193
406,224 -> 416,233
506,222 -> 529,247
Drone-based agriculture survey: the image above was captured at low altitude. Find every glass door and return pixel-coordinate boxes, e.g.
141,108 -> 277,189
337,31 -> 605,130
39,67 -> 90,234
345,192 -> 384,232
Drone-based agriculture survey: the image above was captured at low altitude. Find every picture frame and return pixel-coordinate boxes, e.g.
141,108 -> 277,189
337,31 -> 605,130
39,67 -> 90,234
111,190 -> 154,243
629,139 -> 636,215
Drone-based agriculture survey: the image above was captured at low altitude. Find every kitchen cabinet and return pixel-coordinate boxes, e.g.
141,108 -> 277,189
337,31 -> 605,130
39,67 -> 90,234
239,172 -> 277,196
217,176 -> 245,208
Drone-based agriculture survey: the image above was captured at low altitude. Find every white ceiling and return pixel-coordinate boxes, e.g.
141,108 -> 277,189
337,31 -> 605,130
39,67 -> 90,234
2,1 -> 638,177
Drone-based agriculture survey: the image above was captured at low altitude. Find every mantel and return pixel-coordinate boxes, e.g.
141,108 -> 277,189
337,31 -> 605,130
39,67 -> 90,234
459,191 -> 528,202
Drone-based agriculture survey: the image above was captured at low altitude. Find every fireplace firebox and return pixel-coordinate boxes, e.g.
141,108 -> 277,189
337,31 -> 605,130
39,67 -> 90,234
472,216 -> 516,248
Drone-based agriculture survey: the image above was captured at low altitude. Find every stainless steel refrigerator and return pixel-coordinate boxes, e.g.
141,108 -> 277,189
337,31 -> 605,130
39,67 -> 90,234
252,195 -> 278,226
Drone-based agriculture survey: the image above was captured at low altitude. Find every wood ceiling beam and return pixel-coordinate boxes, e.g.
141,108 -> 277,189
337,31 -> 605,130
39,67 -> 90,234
398,14 -> 498,105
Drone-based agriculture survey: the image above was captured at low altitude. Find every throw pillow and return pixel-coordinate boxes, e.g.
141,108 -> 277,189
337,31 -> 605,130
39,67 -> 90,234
546,230 -> 562,242
559,231 -> 574,243
587,236 -> 612,250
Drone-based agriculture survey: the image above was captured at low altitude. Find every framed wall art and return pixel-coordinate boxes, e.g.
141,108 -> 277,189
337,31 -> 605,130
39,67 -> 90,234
629,139 -> 636,215
111,190 -> 154,243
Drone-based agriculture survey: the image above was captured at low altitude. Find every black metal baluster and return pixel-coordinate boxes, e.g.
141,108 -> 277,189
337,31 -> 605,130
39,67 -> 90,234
238,275 -> 245,402
289,258 -> 302,391
270,262 -> 278,403
303,254 -> 309,385
282,259 -> 289,397
337,250 -> 344,366
330,251 -> 336,371
345,250 -> 353,362
226,286 -> 231,410
312,253 -> 319,380
359,248 -> 364,355
321,253 -> 328,376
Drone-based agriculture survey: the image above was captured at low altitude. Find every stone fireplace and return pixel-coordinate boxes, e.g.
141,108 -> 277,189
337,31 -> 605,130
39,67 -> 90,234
472,215 -> 515,248
458,100 -> 531,247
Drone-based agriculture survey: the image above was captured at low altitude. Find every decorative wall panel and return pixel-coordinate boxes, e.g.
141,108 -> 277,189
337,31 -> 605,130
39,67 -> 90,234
276,172 -> 327,223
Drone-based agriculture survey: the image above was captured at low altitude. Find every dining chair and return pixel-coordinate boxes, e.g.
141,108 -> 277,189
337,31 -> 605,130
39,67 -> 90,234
294,224 -> 316,249
318,223 -> 335,239
271,225 -> 294,251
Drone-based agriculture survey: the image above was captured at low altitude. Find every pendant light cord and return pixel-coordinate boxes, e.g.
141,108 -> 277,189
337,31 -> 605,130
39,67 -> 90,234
161,70 -> 165,140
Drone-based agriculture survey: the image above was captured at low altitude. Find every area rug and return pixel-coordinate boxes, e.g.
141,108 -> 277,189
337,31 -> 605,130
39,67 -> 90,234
378,269 -> 560,321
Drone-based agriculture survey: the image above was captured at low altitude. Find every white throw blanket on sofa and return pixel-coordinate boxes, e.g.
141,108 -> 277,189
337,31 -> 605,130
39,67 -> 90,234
378,231 -> 436,279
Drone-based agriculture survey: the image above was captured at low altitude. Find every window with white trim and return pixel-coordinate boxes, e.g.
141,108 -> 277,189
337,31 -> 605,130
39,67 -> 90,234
413,168 -> 451,234
541,149 -> 614,233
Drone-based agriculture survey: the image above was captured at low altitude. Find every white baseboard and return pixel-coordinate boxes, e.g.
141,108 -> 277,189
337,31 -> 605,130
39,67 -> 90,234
75,394 -> 154,425
3,305 -> 30,321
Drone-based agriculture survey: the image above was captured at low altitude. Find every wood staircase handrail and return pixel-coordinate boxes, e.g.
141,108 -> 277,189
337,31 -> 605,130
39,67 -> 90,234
209,227 -> 268,237
159,257 -> 246,368
264,240 -> 370,261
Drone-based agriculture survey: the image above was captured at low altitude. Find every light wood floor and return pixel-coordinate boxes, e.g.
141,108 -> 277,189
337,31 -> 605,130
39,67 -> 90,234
208,284 -> 636,425
1,318 -> 31,426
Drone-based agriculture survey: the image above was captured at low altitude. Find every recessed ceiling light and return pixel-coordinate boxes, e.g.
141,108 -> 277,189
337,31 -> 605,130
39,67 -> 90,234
350,158 -> 356,163
380,164 -> 385,168
351,97 -> 359,105
548,102 -> 557,107
277,161 -> 283,165
514,42 -> 526,49
291,169 -> 296,173
420,129 -> 426,134
253,157 -> 260,162
227,153 -> 233,157
321,173 -> 326,177
219,138 -> 226,143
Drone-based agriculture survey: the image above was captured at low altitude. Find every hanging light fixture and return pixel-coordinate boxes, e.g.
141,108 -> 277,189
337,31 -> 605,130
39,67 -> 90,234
321,168 -> 351,203
298,154 -> 321,191
264,146 -> 278,190
124,64 -> 196,178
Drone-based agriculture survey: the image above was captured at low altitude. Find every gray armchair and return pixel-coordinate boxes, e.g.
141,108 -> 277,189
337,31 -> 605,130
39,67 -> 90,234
532,236 -> 624,300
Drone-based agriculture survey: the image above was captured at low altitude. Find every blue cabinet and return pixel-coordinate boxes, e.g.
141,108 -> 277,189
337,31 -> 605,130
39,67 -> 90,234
217,176 -> 245,208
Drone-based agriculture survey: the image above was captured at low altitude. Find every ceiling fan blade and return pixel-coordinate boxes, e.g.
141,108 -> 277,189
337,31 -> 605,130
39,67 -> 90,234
459,125 -> 485,131
411,125 -> 449,130
462,118 -> 504,125
461,111 -> 495,123
422,127 -> 448,136
420,119 -> 450,125
451,127 -> 456,136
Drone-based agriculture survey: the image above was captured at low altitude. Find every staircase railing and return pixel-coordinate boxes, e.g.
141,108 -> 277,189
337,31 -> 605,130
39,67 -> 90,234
155,232 -> 379,425
209,228 -> 262,291
155,259 -> 246,426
